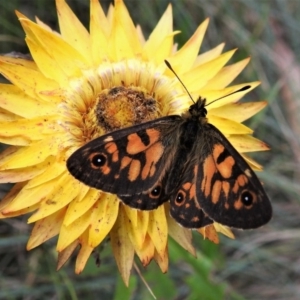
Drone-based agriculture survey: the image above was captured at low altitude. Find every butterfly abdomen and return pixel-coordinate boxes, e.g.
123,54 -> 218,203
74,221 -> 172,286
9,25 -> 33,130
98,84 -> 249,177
164,119 -> 202,193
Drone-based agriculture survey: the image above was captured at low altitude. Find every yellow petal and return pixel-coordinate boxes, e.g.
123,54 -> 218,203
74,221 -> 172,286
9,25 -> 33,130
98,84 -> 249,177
0,203 -> 39,218
1,136 -> 31,146
27,207 -> 67,249
0,156 -> 54,183
229,135 -> 270,153
147,205 -> 168,259
2,178 -> 58,213
25,36 -> 69,85
90,0 -> 109,64
152,32 -> 179,65
35,16 -> 59,33
153,246 -> 168,273
0,182 -> 39,219
0,56 -> 59,101
0,55 -> 38,70
115,0 -> 141,48
134,234 -> 155,266
184,49 -> 236,91
110,207 -> 135,286
106,3 -> 114,28
197,225 -> 219,244
123,204 -> 137,227
0,146 -> 18,163
213,223 -> 235,239
111,0 -> 142,59
56,0 -> 92,65
0,107 -> 19,121
57,209 -> 91,251
209,101 -> 268,123
25,159 -> 66,188
0,182 -> 26,211
205,58 -> 250,89
0,139 -> 59,170
90,0 -> 110,36
165,204 -> 196,256
28,173 -> 81,223
0,84 -> 57,118
168,19 -> 209,74
19,17 -> 89,77
0,135 -> 29,146
108,24 -> 130,60
136,25 -> 145,46
137,211 -> 149,244
89,193 -> 119,247
124,210 -> 148,251
0,116 -> 63,141
241,153 -> 263,171
143,4 -> 172,60
208,115 -> 253,135
203,82 -> 260,109
57,240 -> 79,270
64,188 -> 100,226
194,43 -> 225,66
76,229 -> 94,274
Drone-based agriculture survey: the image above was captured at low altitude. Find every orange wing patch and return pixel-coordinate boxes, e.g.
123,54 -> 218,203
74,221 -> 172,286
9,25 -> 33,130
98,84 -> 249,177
120,156 -> 132,170
222,181 -> 230,199
126,129 -> 160,155
128,159 -> 141,181
123,128 -> 164,181
217,156 -> 235,178
141,142 -> 164,180
213,144 -> 235,178
202,154 -> 216,197
234,199 -> 244,210
105,142 -> 117,153
237,174 -> 248,186
105,142 -> 119,162
126,133 -> 147,154
212,144 -> 225,159
211,180 -> 222,204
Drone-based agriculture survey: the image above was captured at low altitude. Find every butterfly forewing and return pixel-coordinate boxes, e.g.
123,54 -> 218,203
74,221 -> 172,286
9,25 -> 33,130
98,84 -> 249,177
196,124 -> 272,229
67,116 -> 181,195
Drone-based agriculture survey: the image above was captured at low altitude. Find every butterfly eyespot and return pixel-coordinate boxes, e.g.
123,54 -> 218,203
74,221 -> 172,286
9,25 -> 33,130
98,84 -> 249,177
241,190 -> 253,206
176,191 -> 185,204
150,185 -> 162,198
90,153 -> 107,167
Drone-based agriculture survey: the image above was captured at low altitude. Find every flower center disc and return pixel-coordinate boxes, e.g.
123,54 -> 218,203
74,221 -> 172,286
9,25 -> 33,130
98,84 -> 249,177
95,86 -> 160,132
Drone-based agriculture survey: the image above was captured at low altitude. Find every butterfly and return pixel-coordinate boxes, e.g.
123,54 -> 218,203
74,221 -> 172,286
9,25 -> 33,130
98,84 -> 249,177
67,63 -> 272,230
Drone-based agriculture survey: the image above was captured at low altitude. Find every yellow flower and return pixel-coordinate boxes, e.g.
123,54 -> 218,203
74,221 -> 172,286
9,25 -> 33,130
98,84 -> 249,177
0,0 -> 268,285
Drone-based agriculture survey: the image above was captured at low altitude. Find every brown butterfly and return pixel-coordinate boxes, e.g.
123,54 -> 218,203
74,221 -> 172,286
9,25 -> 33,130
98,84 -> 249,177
67,62 -> 272,230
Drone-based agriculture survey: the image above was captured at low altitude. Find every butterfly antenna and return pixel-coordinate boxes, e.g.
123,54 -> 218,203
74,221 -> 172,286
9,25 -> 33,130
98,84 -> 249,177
164,60 -> 195,104
165,60 -> 251,106
205,85 -> 251,107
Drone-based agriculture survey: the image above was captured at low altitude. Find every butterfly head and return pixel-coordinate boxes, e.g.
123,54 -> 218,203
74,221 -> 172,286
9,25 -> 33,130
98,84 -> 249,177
188,96 -> 208,119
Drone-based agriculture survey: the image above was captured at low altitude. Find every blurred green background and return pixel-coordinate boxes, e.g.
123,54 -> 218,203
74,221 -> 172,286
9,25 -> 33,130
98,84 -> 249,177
0,0 -> 299,299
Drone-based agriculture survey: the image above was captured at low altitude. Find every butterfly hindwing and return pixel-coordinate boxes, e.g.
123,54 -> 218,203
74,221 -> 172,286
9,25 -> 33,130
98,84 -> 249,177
119,178 -> 169,210
168,151 -> 213,228
67,116 -> 181,195
197,124 -> 272,229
